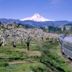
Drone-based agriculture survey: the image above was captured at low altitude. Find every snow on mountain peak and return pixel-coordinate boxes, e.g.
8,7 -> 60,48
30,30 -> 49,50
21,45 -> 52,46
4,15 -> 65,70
20,13 -> 50,22
32,13 -> 43,18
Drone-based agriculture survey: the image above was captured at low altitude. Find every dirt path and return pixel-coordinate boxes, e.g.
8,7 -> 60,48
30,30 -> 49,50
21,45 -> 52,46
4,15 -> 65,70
8,60 -> 36,64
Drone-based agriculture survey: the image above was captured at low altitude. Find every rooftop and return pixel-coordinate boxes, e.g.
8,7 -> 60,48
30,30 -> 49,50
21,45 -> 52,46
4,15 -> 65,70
63,36 -> 72,43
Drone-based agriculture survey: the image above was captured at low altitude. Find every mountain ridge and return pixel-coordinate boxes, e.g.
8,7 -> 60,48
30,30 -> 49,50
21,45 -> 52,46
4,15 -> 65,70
0,18 -> 71,28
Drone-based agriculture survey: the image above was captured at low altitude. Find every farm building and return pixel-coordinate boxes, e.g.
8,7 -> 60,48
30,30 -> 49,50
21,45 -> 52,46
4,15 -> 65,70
59,35 -> 72,59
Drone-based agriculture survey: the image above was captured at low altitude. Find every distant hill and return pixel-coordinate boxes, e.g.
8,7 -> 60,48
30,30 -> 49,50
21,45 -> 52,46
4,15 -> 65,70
0,18 -> 71,28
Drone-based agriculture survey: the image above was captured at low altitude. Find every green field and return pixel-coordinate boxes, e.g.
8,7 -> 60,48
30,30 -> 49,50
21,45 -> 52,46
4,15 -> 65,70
0,40 -> 72,72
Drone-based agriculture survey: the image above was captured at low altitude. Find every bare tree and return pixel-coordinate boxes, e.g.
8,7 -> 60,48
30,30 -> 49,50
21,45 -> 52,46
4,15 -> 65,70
23,31 -> 32,50
2,29 -> 9,46
0,27 -> 45,50
33,29 -> 44,47
11,29 -> 17,47
0,35 -> 3,46
22,29 -> 44,50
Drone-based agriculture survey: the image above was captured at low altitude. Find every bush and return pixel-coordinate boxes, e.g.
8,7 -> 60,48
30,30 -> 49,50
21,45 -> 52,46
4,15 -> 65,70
0,62 -> 8,67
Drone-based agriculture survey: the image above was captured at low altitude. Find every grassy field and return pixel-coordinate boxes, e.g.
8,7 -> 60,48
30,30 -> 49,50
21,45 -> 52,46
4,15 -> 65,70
0,40 -> 72,72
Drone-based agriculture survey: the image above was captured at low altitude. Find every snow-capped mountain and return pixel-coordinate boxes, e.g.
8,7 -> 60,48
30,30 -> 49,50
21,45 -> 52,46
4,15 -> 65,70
0,14 -> 70,28
20,13 -> 50,22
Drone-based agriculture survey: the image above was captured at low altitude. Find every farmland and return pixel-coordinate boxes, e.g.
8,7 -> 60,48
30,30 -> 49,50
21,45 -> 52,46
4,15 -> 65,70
0,34 -> 72,72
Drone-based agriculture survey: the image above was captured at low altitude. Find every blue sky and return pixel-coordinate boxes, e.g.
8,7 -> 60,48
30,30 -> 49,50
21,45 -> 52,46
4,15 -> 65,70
0,0 -> 72,21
